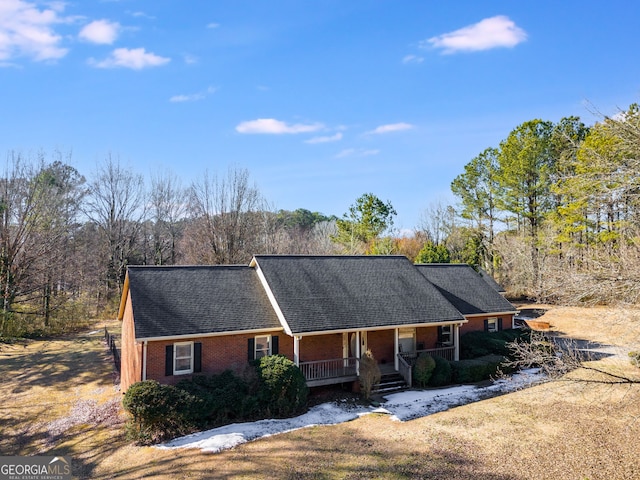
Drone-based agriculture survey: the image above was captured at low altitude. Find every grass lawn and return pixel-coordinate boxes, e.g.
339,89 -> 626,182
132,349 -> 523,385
1,309 -> 639,479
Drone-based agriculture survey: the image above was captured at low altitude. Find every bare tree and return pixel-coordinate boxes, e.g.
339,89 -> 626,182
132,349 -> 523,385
418,200 -> 455,246
0,151 -> 84,335
84,155 -> 146,302
185,167 -> 270,264
505,331 -> 640,385
148,171 -> 187,265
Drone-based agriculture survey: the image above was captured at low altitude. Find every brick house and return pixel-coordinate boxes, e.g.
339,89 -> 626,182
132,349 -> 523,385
118,255 -> 516,391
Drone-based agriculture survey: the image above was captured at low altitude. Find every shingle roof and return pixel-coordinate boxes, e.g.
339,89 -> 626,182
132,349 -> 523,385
415,264 -> 516,316
252,255 -> 465,335
128,265 -> 281,340
479,268 -> 506,293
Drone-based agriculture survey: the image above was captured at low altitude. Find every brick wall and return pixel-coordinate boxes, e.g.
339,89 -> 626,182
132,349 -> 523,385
462,314 -> 514,334
366,330 -> 394,365
145,332 -> 292,385
297,333 -> 343,363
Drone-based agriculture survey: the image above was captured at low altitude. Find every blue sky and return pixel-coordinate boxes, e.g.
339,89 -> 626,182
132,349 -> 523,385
1,1 -> 639,231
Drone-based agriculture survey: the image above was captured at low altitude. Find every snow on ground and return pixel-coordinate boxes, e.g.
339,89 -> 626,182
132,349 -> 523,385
158,369 -> 545,454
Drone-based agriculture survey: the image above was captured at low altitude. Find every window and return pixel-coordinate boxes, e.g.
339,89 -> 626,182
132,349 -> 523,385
165,342 -> 201,376
248,335 -> 279,361
254,335 -> 271,359
486,318 -> 498,333
439,325 -> 453,345
174,342 -> 193,375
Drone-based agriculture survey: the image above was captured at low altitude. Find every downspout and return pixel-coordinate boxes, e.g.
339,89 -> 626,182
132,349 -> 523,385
142,341 -> 148,381
454,324 -> 461,361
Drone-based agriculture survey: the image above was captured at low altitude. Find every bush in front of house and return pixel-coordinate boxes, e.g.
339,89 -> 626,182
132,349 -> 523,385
460,329 -> 530,360
428,355 -> 452,387
450,354 -> 506,383
176,370 -> 255,424
358,349 -> 382,400
254,354 -> 309,417
413,353 -> 436,387
122,380 -> 199,444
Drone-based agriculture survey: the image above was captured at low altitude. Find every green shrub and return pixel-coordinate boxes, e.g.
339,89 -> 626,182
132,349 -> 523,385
413,353 -> 436,387
450,354 -> 506,383
176,370 -> 254,424
358,349 -> 381,400
629,351 -> 640,368
255,355 -> 308,416
122,380 -> 198,444
428,355 -> 452,387
460,329 -> 530,360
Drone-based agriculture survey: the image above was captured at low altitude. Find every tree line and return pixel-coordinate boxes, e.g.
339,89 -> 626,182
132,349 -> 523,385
448,103 -> 640,305
3,101 -> 638,337
0,153 -> 343,337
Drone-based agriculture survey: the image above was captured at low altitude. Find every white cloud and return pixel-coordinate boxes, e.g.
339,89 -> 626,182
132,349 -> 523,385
367,123 -> 414,135
425,15 -> 527,54
89,47 -> 170,70
305,132 -> 343,144
336,148 -> 380,159
207,22 -> 220,29
0,0 -> 68,63
402,54 -> 423,65
79,19 -> 120,44
170,86 -> 217,103
236,118 -> 323,135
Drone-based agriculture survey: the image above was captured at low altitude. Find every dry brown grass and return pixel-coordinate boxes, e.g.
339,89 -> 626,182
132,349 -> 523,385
2,310 -> 640,479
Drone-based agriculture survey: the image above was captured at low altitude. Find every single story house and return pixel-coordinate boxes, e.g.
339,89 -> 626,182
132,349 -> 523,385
118,255 -> 516,392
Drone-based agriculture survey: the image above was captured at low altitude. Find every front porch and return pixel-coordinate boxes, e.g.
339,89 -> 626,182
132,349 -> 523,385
299,345 -> 456,387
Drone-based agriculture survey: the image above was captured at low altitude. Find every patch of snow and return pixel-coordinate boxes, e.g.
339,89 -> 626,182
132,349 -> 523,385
87,330 -> 101,335
157,368 -> 545,454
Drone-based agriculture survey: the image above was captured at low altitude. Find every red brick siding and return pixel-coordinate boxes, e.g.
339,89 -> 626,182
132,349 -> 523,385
416,326 -> 440,350
366,330 -> 395,365
145,332 -> 291,385
297,333 -> 343,363
462,314 -> 514,334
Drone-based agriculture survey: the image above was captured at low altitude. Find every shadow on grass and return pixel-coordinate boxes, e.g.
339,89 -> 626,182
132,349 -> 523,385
0,333 -> 116,394
71,426 -> 520,480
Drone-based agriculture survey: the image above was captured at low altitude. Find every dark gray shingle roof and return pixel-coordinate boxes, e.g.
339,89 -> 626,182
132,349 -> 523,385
253,255 -> 465,334
416,264 -> 516,316
479,269 -> 506,293
128,265 -> 281,340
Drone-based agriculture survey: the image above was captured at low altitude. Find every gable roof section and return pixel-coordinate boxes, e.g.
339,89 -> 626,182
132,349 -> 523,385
251,255 -> 465,335
416,264 -> 516,316
127,265 -> 281,340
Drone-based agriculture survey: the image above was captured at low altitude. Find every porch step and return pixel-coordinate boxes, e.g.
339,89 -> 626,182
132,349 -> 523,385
372,372 -> 408,395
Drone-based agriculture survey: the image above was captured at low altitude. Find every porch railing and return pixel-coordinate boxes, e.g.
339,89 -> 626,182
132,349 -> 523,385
400,345 -> 456,363
397,353 -> 412,388
299,357 -> 358,382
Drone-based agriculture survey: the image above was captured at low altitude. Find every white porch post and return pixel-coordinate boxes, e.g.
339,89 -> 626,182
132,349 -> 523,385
454,323 -> 460,361
293,336 -> 300,366
394,328 -> 399,370
355,331 -> 361,375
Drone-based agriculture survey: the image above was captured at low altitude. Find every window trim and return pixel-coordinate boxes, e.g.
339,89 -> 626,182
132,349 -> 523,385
254,334 -> 271,359
173,341 -> 194,375
440,325 -> 453,345
487,317 -> 498,333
